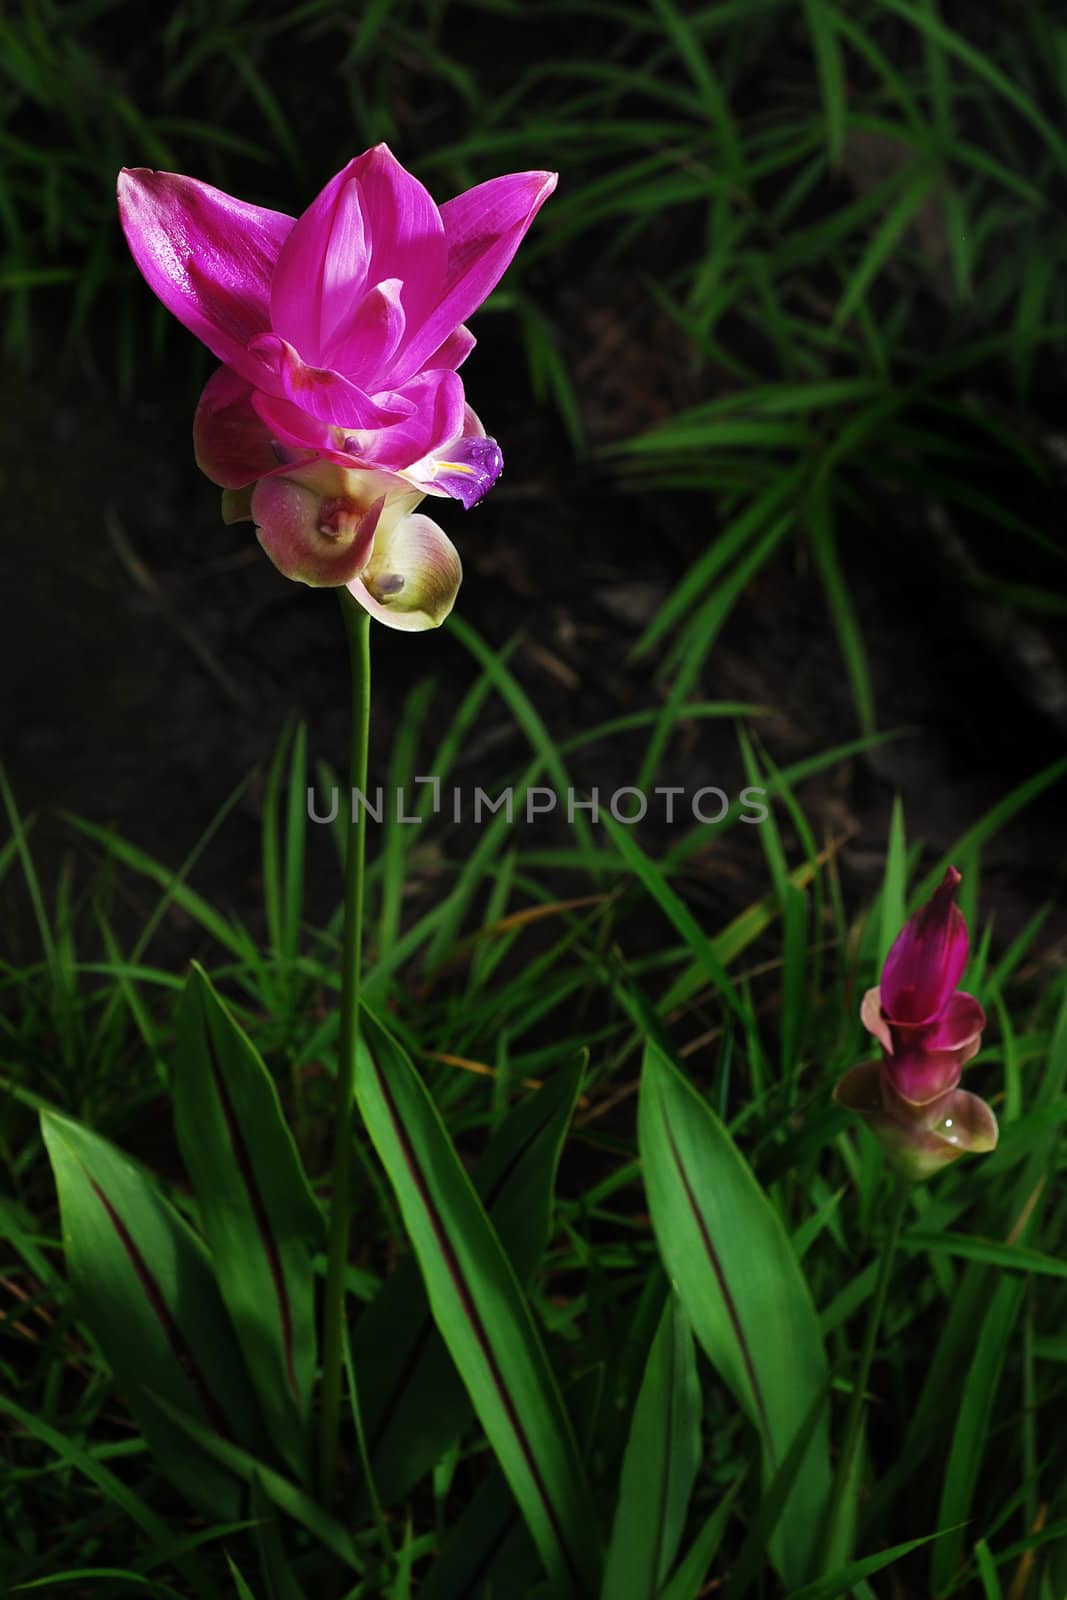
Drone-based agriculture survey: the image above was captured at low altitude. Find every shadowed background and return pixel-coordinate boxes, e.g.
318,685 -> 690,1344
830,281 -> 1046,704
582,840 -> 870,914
3,0 -> 1065,952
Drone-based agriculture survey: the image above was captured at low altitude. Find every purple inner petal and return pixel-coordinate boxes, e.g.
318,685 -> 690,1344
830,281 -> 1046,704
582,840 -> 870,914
434,434 -> 503,508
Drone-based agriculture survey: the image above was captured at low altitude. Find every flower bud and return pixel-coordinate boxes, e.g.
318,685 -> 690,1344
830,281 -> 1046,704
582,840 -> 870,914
835,868 -> 998,1180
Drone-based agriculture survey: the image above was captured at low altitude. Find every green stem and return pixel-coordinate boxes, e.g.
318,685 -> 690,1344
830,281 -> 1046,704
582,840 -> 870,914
819,1177 -> 909,1575
318,594 -> 372,1508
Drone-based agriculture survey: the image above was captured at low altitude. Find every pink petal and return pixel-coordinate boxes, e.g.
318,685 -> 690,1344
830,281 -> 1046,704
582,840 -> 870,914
347,511 -> 461,630
387,169 -> 558,384
860,986 -> 893,1055
250,392 -> 386,476
252,475 -> 384,587
881,866 -> 969,1025
958,1034 -> 982,1068
424,324 -> 476,371
349,145 -> 447,349
883,1050 -> 962,1111
247,333 -> 413,429
924,991 -> 986,1054
324,277 -> 407,386
117,168 -> 293,376
193,366 -> 278,489
243,397 -> 379,478
343,368 -> 466,474
269,166 -> 369,366
250,389 -> 337,456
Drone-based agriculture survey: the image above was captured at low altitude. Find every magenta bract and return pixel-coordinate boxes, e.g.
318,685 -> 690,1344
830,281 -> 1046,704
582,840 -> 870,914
835,867 -> 998,1180
118,146 -> 557,628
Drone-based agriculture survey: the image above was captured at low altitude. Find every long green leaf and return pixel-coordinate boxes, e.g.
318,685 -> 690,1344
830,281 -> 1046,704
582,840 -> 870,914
354,1005 -> 601,1595
930,1276 -> 1026,1592
600,1294 -> 702,1598
40,1110 -> 267,1519
173,964 -> 324,1483
638,1041 -> 831,1588
787,1529 -> 946,1599
355,1055 -> 585,1507
148,1389 -> 362,1573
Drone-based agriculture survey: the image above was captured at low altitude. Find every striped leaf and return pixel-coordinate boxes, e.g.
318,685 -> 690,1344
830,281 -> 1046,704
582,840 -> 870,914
355,1053 -> 584,1507
638,1040 -> 831,1589
40,1110 -> 266,1519
355,1004 -> 601,1595
601,1293 -> 703,1599
173,964 -> 323,1483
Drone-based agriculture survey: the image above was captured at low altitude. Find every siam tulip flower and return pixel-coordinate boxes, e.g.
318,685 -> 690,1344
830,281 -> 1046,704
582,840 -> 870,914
117,146 -> 557,629
834,866 -> 999,1180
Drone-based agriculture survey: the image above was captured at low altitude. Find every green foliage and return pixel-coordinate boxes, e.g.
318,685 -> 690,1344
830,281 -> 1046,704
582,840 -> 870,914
600,1294 -> 702,1599
39,1108 -> 269,1520
3,666 -> 1064,1593
355,1004 -> 601,1595
354,1053 -> 583,1508
638,1039 -> 832,1588
173,964 -> 324,1485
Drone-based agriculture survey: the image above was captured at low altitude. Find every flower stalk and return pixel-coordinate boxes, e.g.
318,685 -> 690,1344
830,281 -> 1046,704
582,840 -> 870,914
318,592 -> 372,1506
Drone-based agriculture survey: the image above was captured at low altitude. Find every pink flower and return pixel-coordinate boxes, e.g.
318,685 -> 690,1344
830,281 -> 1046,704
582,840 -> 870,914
835,867 -> 998,1180
118,146 -> 557,629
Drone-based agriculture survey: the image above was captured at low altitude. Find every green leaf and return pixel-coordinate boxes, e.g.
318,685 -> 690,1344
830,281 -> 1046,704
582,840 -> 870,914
39,1110 -> 266,1520
877,0 -> 1067,172
723,1382 -> 836,1600
931,1277 -> 1026,1592
173,965 -> 323,1483
900,1230 -> 1067,1279
600,811 -> 744,1021
807,477 -> 875,733
62,805 -> 257,965
638,1041 -> 831,1588
805,0 -> 846,166
600,1294 -> 702,1598
915,757 -> 1067,901
11,1571 -> 187,1596
878,796 -> 908,966
0,1395 -> 220,1600
832,160 -> 939,330
356,1055 -> 585,1506
250,1471 -> 306,1600
629,469 -> 801,661
148,1389 -> 363,1573
447,614 -> 597,868
355,1005 -> 601,1595
419,1468 -> 536,1600
659,1475 -> 745,1600
226,1556 -> 259,1600
786,1529 -> 946,1598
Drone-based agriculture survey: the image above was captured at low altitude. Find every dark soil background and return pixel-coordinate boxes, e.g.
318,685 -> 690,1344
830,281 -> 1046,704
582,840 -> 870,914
4,317 -> 1065,968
